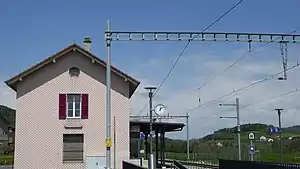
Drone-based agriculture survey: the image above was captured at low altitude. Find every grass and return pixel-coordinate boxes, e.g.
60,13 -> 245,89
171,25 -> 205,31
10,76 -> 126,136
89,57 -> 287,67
166,132 -> 300,164
0,155 -> 13,166
261,152 -> 300,164
164,124 -> 300,165
194,130 -> 300,163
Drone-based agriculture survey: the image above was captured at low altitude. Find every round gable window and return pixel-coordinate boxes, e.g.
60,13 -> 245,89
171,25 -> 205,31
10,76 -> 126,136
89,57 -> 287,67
69,67 -> 80,77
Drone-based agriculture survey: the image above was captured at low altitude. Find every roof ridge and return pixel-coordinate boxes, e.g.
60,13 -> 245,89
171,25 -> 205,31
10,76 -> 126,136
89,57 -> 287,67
5,43 -> 140,97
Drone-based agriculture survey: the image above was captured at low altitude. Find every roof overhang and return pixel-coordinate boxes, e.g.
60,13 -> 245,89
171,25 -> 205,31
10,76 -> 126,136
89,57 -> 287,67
5,44 -> 140,98
130,120 -> 185,133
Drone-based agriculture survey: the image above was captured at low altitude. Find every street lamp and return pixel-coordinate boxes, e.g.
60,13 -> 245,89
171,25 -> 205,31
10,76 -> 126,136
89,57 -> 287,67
145,86 -> 157,169
219,98 -> 241,161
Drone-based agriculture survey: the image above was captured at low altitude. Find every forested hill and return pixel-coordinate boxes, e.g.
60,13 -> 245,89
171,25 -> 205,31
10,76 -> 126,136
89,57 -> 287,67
201,123 -> 300,141
0,105 -> 15,127
201,123 -> 272,140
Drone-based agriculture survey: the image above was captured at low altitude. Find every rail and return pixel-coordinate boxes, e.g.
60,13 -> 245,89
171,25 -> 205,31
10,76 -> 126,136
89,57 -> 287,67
165,159 -> 219,169
173,160 -> 187,169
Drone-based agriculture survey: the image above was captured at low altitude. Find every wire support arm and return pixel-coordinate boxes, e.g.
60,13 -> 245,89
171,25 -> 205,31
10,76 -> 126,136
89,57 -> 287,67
105,31 -> 300,43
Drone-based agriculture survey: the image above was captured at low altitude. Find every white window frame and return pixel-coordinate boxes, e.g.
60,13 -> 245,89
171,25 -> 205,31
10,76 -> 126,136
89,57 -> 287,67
66,94 -> 82,119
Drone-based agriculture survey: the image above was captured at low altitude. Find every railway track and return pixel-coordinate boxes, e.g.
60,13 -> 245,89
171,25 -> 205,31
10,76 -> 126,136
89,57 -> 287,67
164,159 -> 219,169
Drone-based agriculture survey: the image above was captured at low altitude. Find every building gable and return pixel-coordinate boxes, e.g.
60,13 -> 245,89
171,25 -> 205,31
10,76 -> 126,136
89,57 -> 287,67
5,43 -> 140,98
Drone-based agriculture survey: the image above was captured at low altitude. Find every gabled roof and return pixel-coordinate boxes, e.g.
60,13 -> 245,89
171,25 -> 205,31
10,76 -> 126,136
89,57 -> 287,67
5,43 -> 140,98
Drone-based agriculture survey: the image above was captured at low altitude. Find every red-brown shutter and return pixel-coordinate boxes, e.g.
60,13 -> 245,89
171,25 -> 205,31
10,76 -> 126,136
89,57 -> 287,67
81,94 -> 89,119
59,94 -> 67,119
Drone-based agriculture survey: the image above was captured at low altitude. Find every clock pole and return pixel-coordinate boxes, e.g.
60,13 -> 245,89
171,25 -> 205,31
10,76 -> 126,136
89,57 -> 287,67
145,86 -> 157,169
186,112 -> 190,160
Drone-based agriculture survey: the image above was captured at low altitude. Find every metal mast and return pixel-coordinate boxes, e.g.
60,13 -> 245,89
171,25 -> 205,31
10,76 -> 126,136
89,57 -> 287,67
219,98 -> 241,160
105,20 -> 112,169
275,108 -> 284,161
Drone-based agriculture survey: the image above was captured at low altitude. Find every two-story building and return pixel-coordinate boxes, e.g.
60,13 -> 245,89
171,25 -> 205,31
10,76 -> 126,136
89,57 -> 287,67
0,115 -> 15,153
5,37 -> 140,169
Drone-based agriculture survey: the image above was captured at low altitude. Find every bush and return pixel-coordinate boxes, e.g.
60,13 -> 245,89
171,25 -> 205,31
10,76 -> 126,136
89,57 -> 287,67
3,145 -> 14,155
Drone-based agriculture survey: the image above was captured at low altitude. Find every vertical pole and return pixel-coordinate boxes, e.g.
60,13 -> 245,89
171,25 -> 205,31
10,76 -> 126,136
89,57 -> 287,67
138,139 -> 142,166
162,131 -> 165,165
105,20 -> 112,169
113,116 -> 116,169
276,109 -> 283,161
250,140 -> 254,161
155,130 -> 158,167
149,90 -> 153,160
160,133 -> 163,164
145,134 -> 148,159
186,112 -> 190,160
145,87 -> 156,169
236,98 -> 241,160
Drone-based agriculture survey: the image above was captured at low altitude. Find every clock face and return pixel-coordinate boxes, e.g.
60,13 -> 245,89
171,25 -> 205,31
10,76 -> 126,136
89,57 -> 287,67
154,104 -> 166,116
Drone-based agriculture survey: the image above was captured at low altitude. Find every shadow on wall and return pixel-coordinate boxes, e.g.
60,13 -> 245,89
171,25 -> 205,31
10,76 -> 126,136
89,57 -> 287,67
15,50 -> 130,99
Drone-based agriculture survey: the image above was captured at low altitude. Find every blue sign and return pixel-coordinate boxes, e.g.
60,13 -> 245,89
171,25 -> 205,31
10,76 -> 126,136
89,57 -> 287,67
249,145 -> 255,154
139,132 -> 145,140
269,127 -> 280,133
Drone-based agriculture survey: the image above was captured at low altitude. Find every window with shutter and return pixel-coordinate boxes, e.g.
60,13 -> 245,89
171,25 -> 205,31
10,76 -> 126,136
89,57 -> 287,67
81,94 -> 89,119
59,94 -> 67,119
63,134 -> 84,162
60,94 -> 89,119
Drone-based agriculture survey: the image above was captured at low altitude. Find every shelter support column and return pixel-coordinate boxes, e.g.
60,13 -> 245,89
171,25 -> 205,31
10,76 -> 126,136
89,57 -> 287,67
160,132 -> 163,164
155,130 -> 159,166
145,132 -> 148,159
162,129 -> 166,165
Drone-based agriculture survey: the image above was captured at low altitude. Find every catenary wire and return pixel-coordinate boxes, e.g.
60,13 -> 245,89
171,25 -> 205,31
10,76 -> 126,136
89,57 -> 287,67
186,62 -> 300,112
195,87 -> 300,120
241,88 -> 300,109
189,27 -> 300,96
197,62 -> 300,109
136,0 -> 245,115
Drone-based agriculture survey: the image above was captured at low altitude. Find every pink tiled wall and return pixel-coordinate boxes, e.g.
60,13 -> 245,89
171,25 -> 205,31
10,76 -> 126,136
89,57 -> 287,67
13,51 -> 131,169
